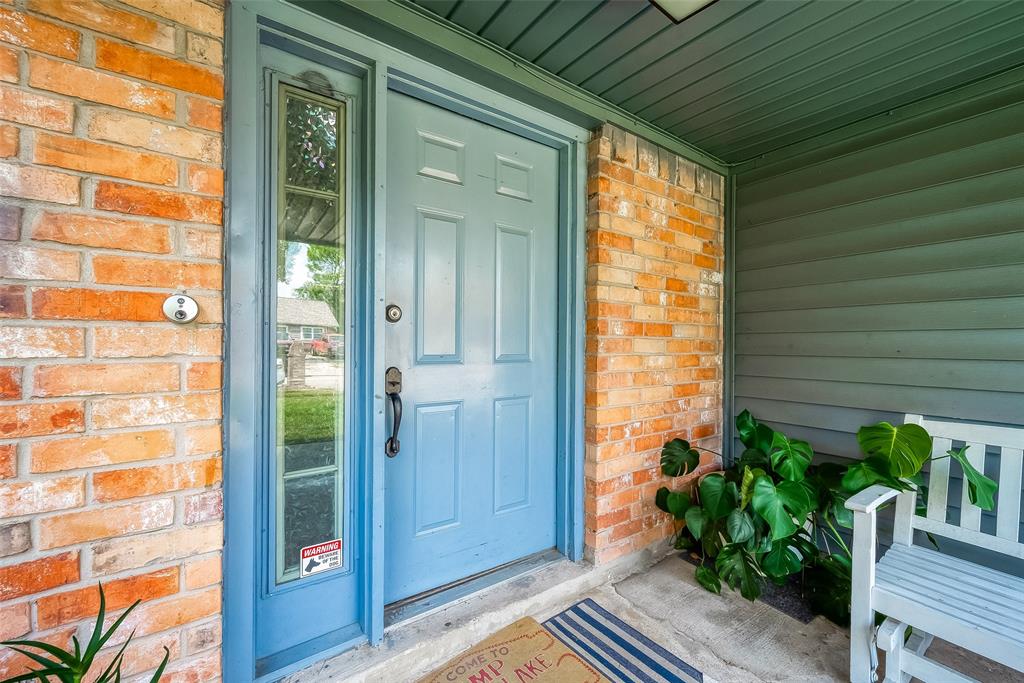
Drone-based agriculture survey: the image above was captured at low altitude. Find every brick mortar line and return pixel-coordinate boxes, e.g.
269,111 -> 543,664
591,178 -> 721,208
1,515 -> 221,578
4,478 -> 220,533
8,280 -> 225,294
2,420 -> 221,449
0,320 -> 222,331
86,543 -> 224,584
0,185 -> 224,236
0,12 -> 225,74
15,4 -> 180,59
0,388 -> 220,408
5,280 -> 228,295
11,363 -> 217,395
2,241 -> 225,267
0,52 -> 223,114
5,160 -> 228,199
18,581 -> 223,638
30,126 -> 223,169
108,0 -> 227,41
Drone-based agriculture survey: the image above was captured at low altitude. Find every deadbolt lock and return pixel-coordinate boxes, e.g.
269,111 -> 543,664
385,304 -> 402,323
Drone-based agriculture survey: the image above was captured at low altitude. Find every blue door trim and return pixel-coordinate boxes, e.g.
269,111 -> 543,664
225,3 -> 587,680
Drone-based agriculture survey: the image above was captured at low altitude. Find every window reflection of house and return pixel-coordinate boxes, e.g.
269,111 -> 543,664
276,296 -> 339,341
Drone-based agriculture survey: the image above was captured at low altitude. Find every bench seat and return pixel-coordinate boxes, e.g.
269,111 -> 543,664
873,543 -> 1024,672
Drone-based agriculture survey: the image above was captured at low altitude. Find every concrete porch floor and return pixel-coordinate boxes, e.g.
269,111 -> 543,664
286,549 -> 1023,682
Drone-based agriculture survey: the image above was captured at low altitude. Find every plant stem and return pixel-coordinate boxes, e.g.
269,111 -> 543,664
823,515 -> 851,558
813,513 -> 832,555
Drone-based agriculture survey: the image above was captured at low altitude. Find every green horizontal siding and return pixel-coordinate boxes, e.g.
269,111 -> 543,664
733,77 -> 1024,467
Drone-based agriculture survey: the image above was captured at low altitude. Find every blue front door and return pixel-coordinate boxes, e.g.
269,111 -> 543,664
384,92 -> 560,603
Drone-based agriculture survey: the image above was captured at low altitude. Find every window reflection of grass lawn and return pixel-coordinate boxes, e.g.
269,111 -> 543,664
281,389 -> 339,445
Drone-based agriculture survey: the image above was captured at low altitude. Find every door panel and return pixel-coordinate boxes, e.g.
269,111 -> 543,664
416,209 -> 463,361
384,91 -> 560,603
414,401 -> 462,533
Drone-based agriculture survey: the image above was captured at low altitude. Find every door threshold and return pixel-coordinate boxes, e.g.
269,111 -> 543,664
384,548 -> 561,628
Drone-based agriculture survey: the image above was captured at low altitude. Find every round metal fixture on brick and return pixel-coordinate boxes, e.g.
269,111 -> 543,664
163,294 -> 199,324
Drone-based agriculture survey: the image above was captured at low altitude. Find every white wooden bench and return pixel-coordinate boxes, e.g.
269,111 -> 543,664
847,414 -> 1024,683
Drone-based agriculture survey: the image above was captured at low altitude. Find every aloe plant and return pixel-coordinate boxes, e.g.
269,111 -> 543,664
0,583 -> 169,683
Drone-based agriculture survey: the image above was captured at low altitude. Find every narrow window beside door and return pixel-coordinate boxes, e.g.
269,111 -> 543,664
274,85 -> 347,583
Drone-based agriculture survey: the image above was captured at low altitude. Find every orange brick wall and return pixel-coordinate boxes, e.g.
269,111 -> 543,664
0,1 -> 224,680
584,125 -> 725,565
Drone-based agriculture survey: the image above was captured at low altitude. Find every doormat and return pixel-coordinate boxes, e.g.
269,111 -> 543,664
418,616 -> 608,683
544,599 -> 705,683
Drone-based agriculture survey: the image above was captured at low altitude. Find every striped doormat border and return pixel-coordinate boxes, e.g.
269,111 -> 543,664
543,598 -> 705,683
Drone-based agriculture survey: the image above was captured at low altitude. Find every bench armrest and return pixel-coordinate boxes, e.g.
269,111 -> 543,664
845,485 -> 902,514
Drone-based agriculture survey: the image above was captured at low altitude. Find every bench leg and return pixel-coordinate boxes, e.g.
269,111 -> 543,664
850,511 -> 880,682
877,618 -> 907,683
849,599 -> 876,683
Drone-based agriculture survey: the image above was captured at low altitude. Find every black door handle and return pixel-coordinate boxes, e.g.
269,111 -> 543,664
385,367 -> 402,457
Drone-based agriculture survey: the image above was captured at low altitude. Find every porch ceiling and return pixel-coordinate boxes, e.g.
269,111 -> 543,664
408,0 -> 1024,165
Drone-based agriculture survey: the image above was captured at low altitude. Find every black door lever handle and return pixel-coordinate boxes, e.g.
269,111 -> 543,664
385,367 -> 402,457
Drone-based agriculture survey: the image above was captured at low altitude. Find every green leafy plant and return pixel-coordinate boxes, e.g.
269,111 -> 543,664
0,583 -> 169,683
655,426 -> 817,601
655,410 -> 999,624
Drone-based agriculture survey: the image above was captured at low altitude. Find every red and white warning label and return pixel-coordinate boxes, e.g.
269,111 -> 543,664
299,539 -> 342,578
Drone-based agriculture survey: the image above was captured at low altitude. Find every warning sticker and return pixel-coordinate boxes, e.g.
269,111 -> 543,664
299,539 -> 342,578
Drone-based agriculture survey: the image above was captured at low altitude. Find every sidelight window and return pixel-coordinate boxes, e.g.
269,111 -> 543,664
273,85 -> 346,583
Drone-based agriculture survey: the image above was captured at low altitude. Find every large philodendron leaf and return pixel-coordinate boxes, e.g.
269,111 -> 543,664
694,565 -> 721,594
726,508 -> 755,544
769,432 -> 813,482
948,446 -> 998,510
699,474 -> 738,521
736,409 -> 757,448
841,453 -> 908,493
667,491 -> 692,519
655,487 -> 671,513
715,545 -> 763,601
739,466 -> 765,510
685,505 -> 707,540
776,479 -> 816,519
750,476 -> 798,540
857,421 -> 932,478
655,487 -> 692,519
762,539 -> 803,579
661,438 -> 700,477
754,424 -> 775,455
737,447 -> 770,470
700,519 -> 726,559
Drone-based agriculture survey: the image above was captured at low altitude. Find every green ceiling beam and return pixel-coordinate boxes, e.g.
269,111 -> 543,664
336,0 -> 730,175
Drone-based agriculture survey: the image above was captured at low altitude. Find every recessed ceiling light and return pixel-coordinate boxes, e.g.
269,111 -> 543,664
650,0 -> 719,23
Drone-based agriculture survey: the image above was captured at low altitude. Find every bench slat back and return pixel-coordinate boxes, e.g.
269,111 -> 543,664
902,415 -> 1024,558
